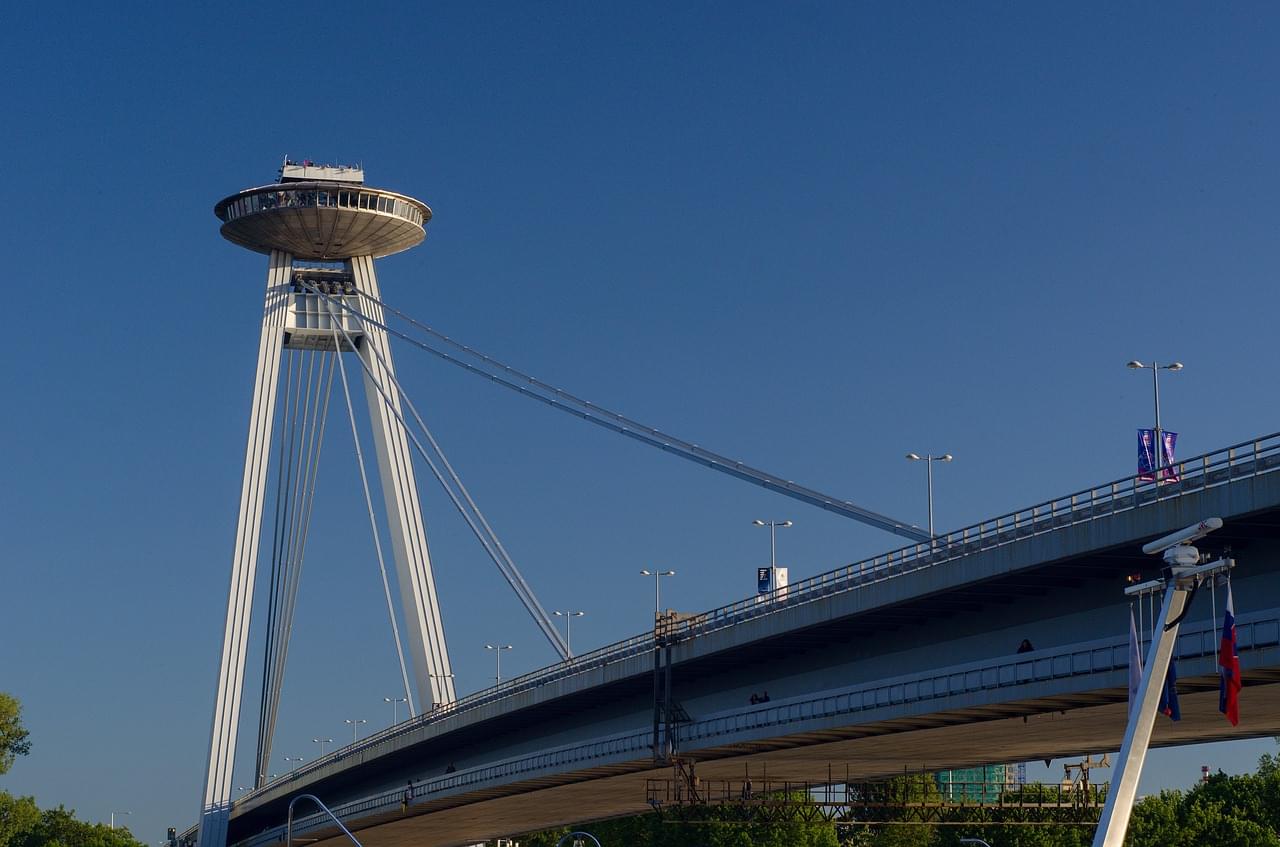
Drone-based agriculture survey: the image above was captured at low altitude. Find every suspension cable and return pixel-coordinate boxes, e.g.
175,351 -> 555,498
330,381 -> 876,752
269,351 -> 336,738
345,285 -> 568,660
256,347 -> 298,785
301,283 -> 569,660
325,290 -> 928,542
257,348 -> 336,780
350,287 -> 564,657
327,305 -> 417,717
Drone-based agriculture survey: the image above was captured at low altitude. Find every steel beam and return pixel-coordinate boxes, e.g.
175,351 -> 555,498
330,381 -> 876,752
351,256 -> 455,708
198,251 -> 291,847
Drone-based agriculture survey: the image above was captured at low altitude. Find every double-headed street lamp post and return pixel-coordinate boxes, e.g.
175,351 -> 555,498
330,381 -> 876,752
343,718 -> 368,745
383,696 -> 408,725
552,610 -> 585,657
905,453 -> 952,538
485,644 -> 513,685
1127,360 -> 1183,479
752,519 -> 792,589
312,737 -> 332,756
639,569 -> 676,625
283,755 -> 305,770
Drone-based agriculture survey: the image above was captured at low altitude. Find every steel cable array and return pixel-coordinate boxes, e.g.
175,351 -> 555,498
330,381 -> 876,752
325,302 -> 416,718
255,348 -> 336,786
299,282 -> 570,661
313,289 -> 927,542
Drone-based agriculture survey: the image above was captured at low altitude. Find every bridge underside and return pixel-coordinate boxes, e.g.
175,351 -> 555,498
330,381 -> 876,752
290,678 -> 1280,847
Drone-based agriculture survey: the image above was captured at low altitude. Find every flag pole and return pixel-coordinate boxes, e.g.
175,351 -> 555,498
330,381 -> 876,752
1093,519 -> 1231,847
1094,578 -> 1188,847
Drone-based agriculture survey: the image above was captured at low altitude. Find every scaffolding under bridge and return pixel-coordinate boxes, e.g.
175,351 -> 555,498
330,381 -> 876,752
644,775 -> 1108,826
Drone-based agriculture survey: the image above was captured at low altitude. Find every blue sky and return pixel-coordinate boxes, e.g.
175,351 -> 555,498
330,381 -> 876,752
2,1 -> 1279,840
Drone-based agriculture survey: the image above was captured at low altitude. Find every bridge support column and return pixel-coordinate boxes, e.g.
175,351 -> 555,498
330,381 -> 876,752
351,255 -> 455,708
198,251 -> 291,847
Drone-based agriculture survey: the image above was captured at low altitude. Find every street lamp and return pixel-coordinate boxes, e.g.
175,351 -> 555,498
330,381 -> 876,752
905,453 -> 952,537
485,644 -> 513,685
312,737 -> 332,756
552,610 -> 586,657
383,696 -> 408,725
639,569 -> 676,624
343,718 -> 368,744
1127,360 -> 1184,481
751,519 -> 793,569
110,811 -> 132,831
283,755 -> 305,770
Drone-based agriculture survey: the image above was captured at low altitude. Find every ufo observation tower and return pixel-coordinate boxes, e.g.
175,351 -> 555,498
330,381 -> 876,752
198,161 -> 452,847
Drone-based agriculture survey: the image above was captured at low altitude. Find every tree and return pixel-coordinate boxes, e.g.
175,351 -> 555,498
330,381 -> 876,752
518,792 -> 839,847
1127,790 -> 1181,847
0,794 -> 40,847
0,695 -> 30,775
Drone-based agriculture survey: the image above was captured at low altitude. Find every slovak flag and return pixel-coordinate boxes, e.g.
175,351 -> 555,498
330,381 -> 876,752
1219,584 -> 1241,726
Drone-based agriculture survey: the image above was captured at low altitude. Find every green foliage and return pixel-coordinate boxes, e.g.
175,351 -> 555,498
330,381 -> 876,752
518,792 -> 839,846
1127,790 -> 1181,847
518,750 -> 1280,847
0,794 -> 145,847
0,794 -> 41,847
1124,749 -> 1280,847
0,695 -> 31,775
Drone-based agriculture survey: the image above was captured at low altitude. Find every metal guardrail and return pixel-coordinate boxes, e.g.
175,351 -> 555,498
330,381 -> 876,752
239,432 -> 1280,805
240,608 -> 1280,847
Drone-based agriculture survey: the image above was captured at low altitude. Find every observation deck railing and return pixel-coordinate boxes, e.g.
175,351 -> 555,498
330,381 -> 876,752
235,432 -> 1280,806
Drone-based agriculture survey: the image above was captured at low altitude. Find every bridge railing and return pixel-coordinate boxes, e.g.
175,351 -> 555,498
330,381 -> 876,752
243,432 -> 1280,802
241,608 -> 1280,847
657,431 -> 1280,643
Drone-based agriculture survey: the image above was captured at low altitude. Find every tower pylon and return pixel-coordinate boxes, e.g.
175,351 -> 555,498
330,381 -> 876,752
198,162 -> 450,847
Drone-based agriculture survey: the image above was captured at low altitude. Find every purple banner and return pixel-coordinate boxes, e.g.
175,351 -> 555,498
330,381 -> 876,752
1161,431 -> 1179,483
1137,429 -> 1156,482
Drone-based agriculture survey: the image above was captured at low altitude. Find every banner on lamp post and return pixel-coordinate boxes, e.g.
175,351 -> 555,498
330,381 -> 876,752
1137,429 -> 1156,482
1160,431 -> 1180,483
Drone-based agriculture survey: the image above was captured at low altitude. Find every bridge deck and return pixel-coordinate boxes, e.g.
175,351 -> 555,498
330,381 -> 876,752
203,434 -> 1280,847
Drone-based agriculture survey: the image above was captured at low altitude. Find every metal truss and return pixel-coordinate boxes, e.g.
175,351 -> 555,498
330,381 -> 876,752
645,776 -> 1106,826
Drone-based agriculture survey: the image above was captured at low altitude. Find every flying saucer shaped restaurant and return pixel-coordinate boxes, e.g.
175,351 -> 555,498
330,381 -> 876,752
214,178 -> 432,260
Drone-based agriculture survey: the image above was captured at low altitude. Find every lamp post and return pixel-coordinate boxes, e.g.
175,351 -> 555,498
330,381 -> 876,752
283,755 -> 305,770
343,718 -> 368,744
485,644 -> 513,685
1127,360 -> 1183,480
383,696 -> 408,725
312,737 -> 332,756
639,569 -> 676,625
905,453 -> 952,537
110,811 -> 132,831
752,519 -> 792,589
552,611 -> 586,657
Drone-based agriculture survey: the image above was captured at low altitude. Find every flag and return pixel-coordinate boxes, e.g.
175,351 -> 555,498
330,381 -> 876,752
1160,431 -> 1180,483
1159,657 -> 1181,721
1137,429 -> 1156,482
1129,608 -> 1143,714
1219,584 -> 1240,726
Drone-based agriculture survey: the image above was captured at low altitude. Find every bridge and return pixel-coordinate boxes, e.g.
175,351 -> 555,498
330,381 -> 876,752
189,431 -> 1280,847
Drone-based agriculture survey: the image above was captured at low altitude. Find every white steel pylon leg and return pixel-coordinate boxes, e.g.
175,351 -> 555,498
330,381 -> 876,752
351,255 -> 456,707
198,251 -> 292,847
